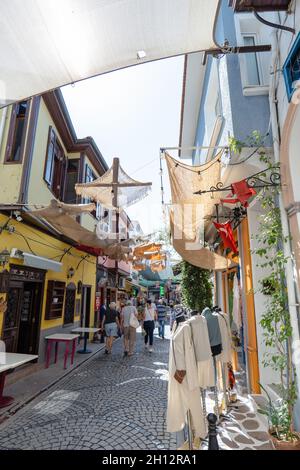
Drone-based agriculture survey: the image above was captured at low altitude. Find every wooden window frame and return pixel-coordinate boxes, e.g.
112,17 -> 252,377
4,101 -> 30,165
63,283 -> 76,326
43,126 -> 67,200
63,158 -> 80,204
45,280 -> 66,320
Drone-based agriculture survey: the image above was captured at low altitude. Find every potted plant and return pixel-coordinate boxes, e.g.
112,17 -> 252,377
258,384 -> 300,450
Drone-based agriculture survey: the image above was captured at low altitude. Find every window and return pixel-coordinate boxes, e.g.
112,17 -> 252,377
283,31 -> 300,102
83,163 -> 101,219
64,159 -> 79,204
63,283 -> 76,325
45,281 -> 66,320
44,127 -> 67,200
243,35 -> 261,86
5,101 -> 29,163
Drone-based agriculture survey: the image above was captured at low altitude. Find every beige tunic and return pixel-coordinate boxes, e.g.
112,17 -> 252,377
217,312 -> 232,364
187,315 -> 215,388
167,322 -> 206,438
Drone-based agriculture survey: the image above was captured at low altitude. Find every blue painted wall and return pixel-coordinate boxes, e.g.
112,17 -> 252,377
193,1 -> 272,163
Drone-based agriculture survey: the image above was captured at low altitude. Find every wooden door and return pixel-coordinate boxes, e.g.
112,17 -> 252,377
3,282 -> 23,353
80,286 -> 91,327
17,282 -> 43,355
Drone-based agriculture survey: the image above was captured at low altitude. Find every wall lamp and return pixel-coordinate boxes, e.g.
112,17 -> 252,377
67,266 -> 75,279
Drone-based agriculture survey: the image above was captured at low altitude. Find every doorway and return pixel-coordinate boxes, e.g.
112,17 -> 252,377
3,267 -> 45,355
80,285 -> 91,327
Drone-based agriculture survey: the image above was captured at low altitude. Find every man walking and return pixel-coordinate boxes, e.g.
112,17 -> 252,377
120,300 -> 138,357
156,299 -> 167,340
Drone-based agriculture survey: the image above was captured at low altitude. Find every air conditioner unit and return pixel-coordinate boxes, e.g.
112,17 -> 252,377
118,277 -> 126,289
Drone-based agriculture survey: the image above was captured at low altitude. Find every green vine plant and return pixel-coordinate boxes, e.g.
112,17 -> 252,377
181,261 -> 213,312
229,132 -> 298,442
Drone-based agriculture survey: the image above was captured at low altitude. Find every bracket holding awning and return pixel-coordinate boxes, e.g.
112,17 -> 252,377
194,168 -> 281,196
202,44 -> 272,65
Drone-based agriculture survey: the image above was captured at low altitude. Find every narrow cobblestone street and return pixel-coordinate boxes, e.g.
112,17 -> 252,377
0,332 -> 177,450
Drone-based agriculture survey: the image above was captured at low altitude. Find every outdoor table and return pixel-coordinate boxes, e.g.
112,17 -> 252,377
0,353 -> 38,408
44,334 -> 80,369
71,327 -> 100,354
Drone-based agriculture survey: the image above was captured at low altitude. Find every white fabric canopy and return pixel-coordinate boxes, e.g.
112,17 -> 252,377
0,0 -> 219,106
75,159 -> 151,209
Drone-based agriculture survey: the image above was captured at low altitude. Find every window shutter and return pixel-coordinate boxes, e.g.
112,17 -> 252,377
44,127 -> 56,185
4,105 -> 18,162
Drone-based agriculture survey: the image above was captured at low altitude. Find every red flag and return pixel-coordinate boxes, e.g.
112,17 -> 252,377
213,221 -> 238,254
221,179 -> 256,207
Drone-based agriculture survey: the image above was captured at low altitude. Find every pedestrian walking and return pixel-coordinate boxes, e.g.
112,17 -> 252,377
169,301 -> 176,331
101,302 -> 120,355
99,302 -> 107,343
143,299 -> 157,353
120,300 -> 138,357
156,299 -> 167,339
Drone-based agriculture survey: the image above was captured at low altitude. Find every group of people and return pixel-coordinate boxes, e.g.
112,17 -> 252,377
99,298 -> 173,357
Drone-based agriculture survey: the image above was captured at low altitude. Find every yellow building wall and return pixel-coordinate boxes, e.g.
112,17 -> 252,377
0,214 -> 96,336
27,100 -> 99,232
27,99 -> 78,207
0,107 -> 24,203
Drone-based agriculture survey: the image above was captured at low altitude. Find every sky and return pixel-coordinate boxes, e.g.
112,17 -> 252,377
62,56 -> 184,236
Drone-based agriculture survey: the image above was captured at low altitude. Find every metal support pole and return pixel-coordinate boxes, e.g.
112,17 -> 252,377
213,356 -> 219,420
207,414 -> 219,450
222,363 -> 230,410
187,410 -> 193,450
200,387 -> 207,420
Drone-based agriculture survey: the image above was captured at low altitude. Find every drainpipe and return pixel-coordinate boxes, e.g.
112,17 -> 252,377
269,28 -> 300,430
0,107 -> 8,151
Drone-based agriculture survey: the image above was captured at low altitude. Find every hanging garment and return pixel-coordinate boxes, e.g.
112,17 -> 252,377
187,315 -> 215,388
221,179 -> 256,208
167,322 -> 206,438
202,307 -> 222,348
217,312 -> 232,364
232,274 -> 242,331
213,221 -> 238,254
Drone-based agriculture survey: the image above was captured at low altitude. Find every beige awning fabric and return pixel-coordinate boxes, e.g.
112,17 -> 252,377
165,152 -> 235,271
133,243 -> 162,258
29,200 -> 132,259
170,217 -> 233,270
75,158 -> 152,209
165,152 -> 222,236
0,0 -> 219,107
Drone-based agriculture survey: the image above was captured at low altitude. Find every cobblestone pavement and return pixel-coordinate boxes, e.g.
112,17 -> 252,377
0,332 -> 177,450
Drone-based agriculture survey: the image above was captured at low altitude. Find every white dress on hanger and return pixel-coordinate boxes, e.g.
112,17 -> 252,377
217,312 -> 232,364
232,274 -> 242,330
167,322 -> 206,438
187,315 -> 215,388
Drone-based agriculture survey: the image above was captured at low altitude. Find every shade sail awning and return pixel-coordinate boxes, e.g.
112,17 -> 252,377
0,0 -> 219,107
133,243 -> 162,258
75,157 -> 152,209
165,151 -> 222,237
165,152 -> 236,271
169,216 -> 235,271
28,200 -> 133,259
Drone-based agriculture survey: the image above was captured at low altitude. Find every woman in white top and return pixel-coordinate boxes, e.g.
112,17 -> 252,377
143,299 -> 157,353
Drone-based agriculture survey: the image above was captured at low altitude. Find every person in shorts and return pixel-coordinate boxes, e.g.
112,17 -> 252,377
120,300 -> 138,357
101,302 -> 120,355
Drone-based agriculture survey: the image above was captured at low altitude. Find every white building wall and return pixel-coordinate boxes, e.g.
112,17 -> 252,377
247,201 -> 281,388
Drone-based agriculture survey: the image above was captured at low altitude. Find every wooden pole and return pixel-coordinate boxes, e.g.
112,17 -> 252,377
112,157 -> 120,294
